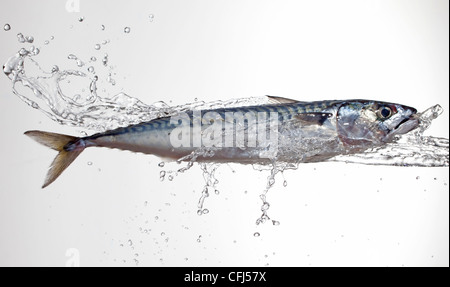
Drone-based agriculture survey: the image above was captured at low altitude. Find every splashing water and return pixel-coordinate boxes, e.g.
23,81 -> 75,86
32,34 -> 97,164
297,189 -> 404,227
197,163 -> 220,215
2,40 -> 271,132
2,32 -> 448,224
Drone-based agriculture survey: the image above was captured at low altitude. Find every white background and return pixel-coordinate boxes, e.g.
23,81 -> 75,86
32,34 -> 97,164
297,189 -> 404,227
0,0 -> 448,266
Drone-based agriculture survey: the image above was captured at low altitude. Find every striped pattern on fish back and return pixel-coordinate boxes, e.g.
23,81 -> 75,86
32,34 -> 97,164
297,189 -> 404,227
88,100 -> 343,139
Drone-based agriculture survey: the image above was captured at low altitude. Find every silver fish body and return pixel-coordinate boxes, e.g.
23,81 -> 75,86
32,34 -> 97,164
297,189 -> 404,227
25,96 -> 419,187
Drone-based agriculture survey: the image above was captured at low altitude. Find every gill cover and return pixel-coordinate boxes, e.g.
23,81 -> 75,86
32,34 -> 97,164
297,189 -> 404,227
337,101 -> 418,147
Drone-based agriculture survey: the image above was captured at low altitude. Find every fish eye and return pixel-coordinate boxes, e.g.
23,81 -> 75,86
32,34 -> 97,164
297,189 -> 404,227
377,106 -> 392,119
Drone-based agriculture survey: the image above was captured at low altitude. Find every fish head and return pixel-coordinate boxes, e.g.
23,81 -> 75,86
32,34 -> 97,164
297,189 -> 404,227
336,100 -> 419,148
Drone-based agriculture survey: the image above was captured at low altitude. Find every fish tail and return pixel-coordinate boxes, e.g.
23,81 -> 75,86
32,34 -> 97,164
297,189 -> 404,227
24,130 -> 86,188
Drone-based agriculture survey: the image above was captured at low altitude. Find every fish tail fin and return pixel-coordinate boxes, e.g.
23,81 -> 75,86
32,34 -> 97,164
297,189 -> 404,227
24,131 -> 85,188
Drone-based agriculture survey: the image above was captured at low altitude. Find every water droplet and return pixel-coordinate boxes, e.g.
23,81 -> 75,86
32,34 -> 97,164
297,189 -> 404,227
17,33 -> 26,43
214,189 -> 220,195
31,47 -> 40,55
87,161 -> 93,166
253,232 -> 260,237
127,239 -> 133,246
87,66 -> 95,73
202,209 -> 209,215
124,27 -> 131,33
50,36 -> 54,40
149,14 -> 155,22
4,24 -> 11,31
158,162 -> 165,167
261,202 -> 270,211
283,180 -> 288,187
94,44 -> 101,50
44,40 -> 49,45
168,175 -> 174,181
90,56 -> 97,62
161,232 -> 165,236
101,25 -> 105,30
159,171 -> 166,181
102,54 -> 109,66
78,17 -> 84,22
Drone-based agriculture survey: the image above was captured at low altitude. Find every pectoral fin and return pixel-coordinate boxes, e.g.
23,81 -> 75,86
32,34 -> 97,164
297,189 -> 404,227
294,113 -> 332,126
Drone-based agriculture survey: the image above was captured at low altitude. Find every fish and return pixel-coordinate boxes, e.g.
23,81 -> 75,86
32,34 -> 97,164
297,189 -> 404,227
24,96 -> 419,188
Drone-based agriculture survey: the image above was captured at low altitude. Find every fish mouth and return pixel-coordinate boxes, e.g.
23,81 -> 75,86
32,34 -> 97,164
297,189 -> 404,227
394,117 -> 413,130
385,113 -> 420,141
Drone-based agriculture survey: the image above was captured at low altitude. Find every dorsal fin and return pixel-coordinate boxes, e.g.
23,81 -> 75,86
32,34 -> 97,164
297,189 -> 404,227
266,95 -> 299,105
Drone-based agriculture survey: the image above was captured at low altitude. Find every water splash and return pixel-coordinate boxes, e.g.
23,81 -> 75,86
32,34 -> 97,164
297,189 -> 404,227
3,42 -> 271,132
2,32 -> 448,225
197,163 -> 220,215
3,47 -> 172,131
252,161 -> 299,224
